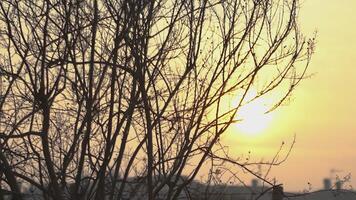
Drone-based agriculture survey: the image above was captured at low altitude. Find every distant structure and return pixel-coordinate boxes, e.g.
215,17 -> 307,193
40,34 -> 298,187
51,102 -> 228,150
335,181 -> 343,190
251,179 -> 259,189
2,177 -> 355,200
324,178 -> 332,190
272,185 -> 284,200
288,189 -> 355,200
285,177 -> 355,200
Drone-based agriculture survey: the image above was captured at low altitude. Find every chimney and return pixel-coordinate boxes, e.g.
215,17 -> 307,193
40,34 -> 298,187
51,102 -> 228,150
272,185 -> 284,200
323,178 -> 331,190
251,179 -> 258,189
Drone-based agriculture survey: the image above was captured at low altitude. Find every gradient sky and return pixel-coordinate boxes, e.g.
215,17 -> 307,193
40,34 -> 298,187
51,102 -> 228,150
222,0 -> 356,191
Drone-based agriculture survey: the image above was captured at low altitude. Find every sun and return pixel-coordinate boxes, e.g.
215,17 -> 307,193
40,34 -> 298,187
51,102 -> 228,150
230,89 -> 275,136
235,102 -> 274,136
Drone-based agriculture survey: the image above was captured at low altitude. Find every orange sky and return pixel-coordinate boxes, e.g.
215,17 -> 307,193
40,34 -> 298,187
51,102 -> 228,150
222,0 -> 356,191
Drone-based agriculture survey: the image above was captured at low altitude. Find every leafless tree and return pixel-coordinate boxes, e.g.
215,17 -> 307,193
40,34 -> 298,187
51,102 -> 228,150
0,0 -> 313,199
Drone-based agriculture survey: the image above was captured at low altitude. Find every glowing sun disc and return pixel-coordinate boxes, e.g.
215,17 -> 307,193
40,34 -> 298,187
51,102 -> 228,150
235,101 -> 273,136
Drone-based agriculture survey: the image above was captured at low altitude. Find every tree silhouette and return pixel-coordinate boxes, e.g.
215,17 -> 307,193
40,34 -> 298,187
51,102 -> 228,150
0,0 -> 313,199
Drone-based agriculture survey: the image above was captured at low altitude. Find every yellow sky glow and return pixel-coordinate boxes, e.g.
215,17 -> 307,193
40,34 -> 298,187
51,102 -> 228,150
222,0 -> 356,191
